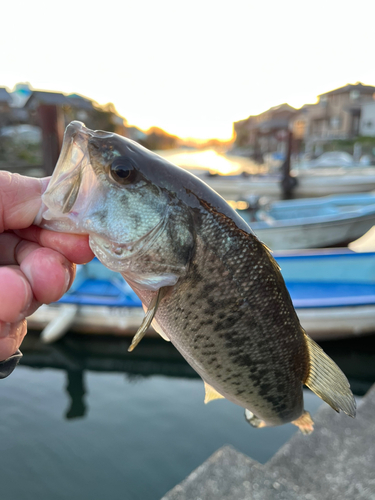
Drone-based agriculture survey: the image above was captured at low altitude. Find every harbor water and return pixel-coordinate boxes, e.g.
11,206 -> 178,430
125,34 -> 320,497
1,332 -> 373,500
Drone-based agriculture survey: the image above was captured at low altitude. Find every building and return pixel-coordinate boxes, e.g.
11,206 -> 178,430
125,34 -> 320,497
235,82 -> 375,159
360,101 -> 375,137
0,87 -> 12,127
301,83 -> 375,152
0,87 -> 11,110
234,104 -> 297,157
21,88 -> 129,174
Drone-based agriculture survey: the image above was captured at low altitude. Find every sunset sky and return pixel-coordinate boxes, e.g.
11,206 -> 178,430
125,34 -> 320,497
2,0 -> 374,140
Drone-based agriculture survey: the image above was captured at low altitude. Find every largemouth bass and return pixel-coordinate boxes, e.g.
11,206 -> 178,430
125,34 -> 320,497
38,121 -> 356,433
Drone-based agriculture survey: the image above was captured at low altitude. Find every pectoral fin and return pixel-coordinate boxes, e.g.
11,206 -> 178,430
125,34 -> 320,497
128,288 -> 164,352
204,381 -> 225,404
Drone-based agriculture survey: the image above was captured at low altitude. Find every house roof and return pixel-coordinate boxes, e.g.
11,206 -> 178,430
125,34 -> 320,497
319,83 -> 375,97
67,93 -> 97,111
0,87 -> 11,104
266,103 -> 297,113
24,90 -> 95,110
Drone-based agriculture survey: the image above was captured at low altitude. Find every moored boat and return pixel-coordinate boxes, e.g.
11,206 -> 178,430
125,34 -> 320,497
27,250 -> 375,342
275,248 -> 375,340
238,192 -> 375,250
200,168 -> 375,200
157,148 -> 375,199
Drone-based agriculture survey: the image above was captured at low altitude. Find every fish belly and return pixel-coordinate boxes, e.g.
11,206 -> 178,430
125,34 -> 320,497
152,234 -> 308,426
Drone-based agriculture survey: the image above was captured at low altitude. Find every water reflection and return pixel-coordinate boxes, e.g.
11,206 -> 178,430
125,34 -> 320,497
20,331 -> 198,421
1,331 -> 374,500
157,148 -> 267,176
65,370 -> 86,419
19,331 -> 375,421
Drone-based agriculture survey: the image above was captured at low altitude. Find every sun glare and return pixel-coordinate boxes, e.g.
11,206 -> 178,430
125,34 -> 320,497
1,1 -> 374,140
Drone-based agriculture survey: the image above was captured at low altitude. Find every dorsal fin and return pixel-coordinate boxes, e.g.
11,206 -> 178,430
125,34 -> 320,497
204,381 -> 225,404
304,333 -> 356,417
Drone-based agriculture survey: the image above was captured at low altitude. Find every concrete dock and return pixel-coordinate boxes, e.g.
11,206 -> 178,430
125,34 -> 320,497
162,385 -> 375,500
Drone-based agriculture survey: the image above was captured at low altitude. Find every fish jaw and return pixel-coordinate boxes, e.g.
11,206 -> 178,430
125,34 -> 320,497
37,121 -> 195,291
36,121 -> 99,233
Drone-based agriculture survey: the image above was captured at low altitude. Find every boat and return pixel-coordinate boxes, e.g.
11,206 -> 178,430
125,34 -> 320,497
157,148 -> 375,200
275,248 -> 375,340
198,168 -> 375,200
27,249 -> 375,342
296,151 -> 373,169
29,260 -> 145,342
237,192 -> 375,250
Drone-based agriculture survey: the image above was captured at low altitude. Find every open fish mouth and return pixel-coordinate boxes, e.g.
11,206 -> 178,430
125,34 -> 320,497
37,121 -> 111,232
43,122 -> 91,216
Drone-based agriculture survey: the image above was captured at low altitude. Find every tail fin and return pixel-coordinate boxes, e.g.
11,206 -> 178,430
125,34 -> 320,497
304,333 -> 356,418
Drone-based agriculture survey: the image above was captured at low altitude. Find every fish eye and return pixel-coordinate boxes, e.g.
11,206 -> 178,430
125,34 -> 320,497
109,157 -> 138,185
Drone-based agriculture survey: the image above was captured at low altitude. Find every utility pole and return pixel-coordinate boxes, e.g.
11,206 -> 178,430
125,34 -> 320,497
280,129 -> 297,199
38,104 -> 64,176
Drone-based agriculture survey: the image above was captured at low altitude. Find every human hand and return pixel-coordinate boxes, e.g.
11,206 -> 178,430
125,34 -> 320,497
0,171 -> 94,363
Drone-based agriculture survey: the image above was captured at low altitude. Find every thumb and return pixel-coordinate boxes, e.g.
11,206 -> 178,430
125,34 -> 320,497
0,172 -> 50,232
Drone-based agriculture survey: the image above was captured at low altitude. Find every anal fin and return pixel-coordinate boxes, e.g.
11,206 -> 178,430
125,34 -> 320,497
292,410 -> 314,435
304,332 -> 356,417
204,381 -> 225,404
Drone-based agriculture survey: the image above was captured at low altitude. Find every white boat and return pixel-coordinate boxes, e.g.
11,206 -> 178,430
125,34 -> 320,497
297,151 -> 373,169
158,148 -> 375,200
199,168 -> 375,200
238,193 -> 375,250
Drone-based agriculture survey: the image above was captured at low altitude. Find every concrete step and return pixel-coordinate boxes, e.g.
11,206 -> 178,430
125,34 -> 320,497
160,445 -> 301,500
161,384 -> 375,500
265,385 -> 375,500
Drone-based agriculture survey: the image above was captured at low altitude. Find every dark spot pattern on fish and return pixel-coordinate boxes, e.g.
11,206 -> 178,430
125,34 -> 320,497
119,194 -> 130,208
91,209 -> 109,224
206,357 -> 218,365
156,203 -> 310,423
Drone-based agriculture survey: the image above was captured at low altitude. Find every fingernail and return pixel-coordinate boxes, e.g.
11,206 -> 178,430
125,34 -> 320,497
20,276 -> 32,313
13,276 -> 33,323
64,268 -> 71,292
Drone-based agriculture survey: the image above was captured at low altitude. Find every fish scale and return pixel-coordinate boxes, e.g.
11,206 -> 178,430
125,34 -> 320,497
151,205 -> 309,425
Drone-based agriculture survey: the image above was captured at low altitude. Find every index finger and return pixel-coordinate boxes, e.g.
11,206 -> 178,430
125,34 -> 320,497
0,172 -> 49,233
14,226 -> 94,264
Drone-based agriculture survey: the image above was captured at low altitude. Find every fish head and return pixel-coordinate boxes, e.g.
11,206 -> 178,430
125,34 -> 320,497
40,121 -> 195,290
